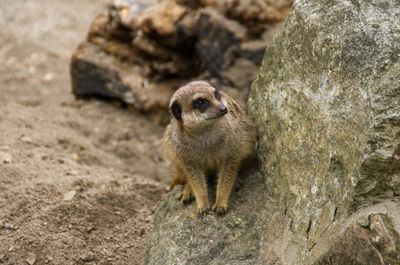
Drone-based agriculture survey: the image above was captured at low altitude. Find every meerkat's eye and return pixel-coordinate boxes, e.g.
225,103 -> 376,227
196,99 -> 204,105
192,98 -> 209,112
214,90 -> 220,100
194,98 -> 206,106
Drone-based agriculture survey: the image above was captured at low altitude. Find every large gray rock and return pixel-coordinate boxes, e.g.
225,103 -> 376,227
248,0 -> 400,263
145,168 -> 268,265
146,191 -> 260,265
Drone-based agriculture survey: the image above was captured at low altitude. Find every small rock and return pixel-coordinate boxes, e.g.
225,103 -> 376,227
63,190 -> 77,201
369,214 -> 396,253
79,251 -> 95,262
136,0 -> 187,36
45,255 -> 53,263
357,215 -> 370,228
21,136 -> 33,143
3,223 -> 16,230
0,152 -> 12,164
43,73 -> 54,82
86,226 -> 95,233
70,153 -> 79,161
25,253 -> 37,265
66,170 -> 79,176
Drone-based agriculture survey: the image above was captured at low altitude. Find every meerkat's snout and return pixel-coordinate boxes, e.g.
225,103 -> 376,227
205,103 -> 228,120
218,105 -> 228,115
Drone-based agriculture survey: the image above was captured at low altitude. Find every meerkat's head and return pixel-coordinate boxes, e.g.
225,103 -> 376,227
169,81 -> 228,130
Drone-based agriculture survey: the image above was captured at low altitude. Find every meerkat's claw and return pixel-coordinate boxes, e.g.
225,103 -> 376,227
197,206 -> 210,217
179,192 -> 194,204
178,184 -> 194,204
212,205 -> 228,216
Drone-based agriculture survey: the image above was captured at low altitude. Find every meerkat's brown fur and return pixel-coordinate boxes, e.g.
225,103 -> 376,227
162,81 -> 256,216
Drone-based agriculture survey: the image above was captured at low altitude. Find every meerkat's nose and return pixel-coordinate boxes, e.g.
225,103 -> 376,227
218,105 -> 228,115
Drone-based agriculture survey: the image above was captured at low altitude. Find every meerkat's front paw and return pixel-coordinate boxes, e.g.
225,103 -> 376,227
178,190 -> 194,204
178,184 -> 194,204
196,206 -> 210,217
212,204 -> 228,216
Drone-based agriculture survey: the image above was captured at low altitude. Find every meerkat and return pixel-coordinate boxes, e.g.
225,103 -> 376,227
162,80 -> 256,216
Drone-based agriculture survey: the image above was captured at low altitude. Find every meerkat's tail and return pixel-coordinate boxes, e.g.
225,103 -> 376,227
168,178 -> 180,192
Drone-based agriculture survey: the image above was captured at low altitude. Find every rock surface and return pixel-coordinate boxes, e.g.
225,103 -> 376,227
316,202 -> 400,265
145,165 -> 272,265
70,0 -> 292,123
248,0 -> 400,263
146,190 -> 260,265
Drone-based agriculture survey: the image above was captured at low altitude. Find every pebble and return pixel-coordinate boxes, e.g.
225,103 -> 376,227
70,153 -> 79,161
43,73 -> 54,82
25,253 -> 37,265
3,223 -> 16,230
0,152 -> 12,164
66,170 -> 79,176
45,255 -> 53,263
21,136 -> 33,143
357,215 -> 370,228
86,226 -> 95,233
79,251 -> 95,262
63,190 -> 77,201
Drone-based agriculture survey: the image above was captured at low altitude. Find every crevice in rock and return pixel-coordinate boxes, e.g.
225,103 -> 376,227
332,207 -> 338,223
309,242 -> 317,252
306,220 -> 312,239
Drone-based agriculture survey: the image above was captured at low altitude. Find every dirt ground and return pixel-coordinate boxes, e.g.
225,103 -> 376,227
0,1 -> 172,264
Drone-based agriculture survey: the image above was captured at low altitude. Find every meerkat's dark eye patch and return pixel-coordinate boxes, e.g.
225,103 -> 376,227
214,89 -> 221,101
171,101 -> 182,121
192,97 -> 209,112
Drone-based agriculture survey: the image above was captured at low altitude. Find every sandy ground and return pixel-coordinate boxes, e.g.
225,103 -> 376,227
0,1 -> 171,264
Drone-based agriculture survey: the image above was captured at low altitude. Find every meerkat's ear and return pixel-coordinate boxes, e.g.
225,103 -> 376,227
171,101 -> 182,121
